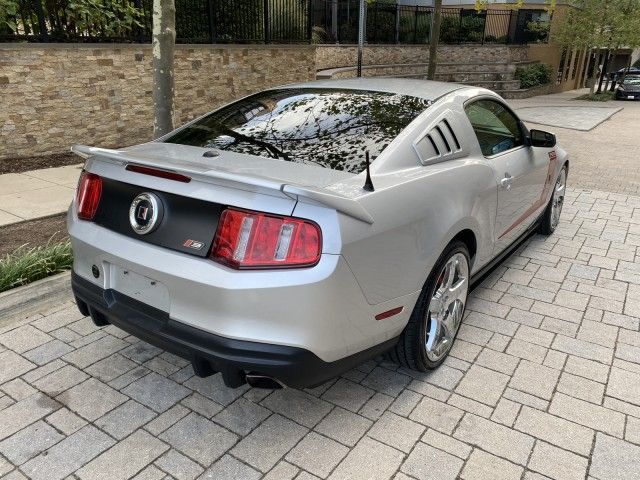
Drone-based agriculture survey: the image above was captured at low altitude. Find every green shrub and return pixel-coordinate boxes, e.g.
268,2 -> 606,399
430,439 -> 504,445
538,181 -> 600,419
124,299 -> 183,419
515,63 -> 552,89
439,16 -> 459,43
485,34 -> 508,44
0,0 -> 18,32
439,14 -> 485,44
4,0 -> 144,37
0,240 -> 73,293
525,20 -> 550,43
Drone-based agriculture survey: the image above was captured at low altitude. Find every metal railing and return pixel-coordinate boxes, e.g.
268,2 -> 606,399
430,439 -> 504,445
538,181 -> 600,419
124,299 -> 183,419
0,0 -> 550,45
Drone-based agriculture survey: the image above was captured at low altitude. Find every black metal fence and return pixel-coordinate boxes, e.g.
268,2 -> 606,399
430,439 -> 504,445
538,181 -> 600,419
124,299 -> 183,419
1,0 -> 312,43
311,2 -> 550,45
0,0 -> 550,45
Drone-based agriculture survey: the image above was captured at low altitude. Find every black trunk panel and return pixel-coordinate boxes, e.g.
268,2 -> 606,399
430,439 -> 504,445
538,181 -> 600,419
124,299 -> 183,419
93,178 -> 223,257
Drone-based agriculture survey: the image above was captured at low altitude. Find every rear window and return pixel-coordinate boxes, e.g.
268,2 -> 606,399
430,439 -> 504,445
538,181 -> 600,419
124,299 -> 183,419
164,88 -> 432,173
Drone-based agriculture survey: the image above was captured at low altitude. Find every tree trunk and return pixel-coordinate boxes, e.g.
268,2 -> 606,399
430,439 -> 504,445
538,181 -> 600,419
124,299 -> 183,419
561,48 -> 573,86
605,47 -> 618,92
575,48 -> 587,89
608,47 -> 622,91
589,49 -> 600,94
620,55 -> 633,85
152,0 -> 176,138
427,0 -> 442,80
597,49 -> 610,94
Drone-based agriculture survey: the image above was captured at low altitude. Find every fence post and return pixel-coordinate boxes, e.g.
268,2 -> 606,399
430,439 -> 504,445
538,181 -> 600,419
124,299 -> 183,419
458,8 -> 463,44
207,0 -> 216,43
507,10 -> 515,44
33,0 -> 48,41
357,0 -> 365,77
263,0 -> 270,43
394,4 -> 399,44
481,10 -> 487,45
133,0 -> 143,43
393,3 -> 400,43
307,0 -> 313,44
413,6 -> 418,44
331,0 -> 338,43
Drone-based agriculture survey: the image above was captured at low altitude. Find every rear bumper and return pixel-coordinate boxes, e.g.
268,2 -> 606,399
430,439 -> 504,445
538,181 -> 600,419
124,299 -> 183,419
616,91 -> 640,99
72,272 -> 398,388
68,207 -> 414,364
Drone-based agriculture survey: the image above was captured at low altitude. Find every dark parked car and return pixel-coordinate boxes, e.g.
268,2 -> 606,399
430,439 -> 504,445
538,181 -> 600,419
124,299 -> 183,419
615,75 -> 640,100
611,67 -> 640,83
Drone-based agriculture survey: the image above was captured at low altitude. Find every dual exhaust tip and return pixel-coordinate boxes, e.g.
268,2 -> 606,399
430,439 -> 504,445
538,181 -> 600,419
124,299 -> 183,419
245,373 -> 284,390
193,357 -> 285,389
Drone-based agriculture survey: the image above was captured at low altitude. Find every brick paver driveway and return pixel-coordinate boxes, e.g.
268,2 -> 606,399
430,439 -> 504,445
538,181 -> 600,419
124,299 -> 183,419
2,98 -> 640,480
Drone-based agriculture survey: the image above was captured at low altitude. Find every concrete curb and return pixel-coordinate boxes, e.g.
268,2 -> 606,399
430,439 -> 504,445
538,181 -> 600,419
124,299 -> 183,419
0,271 -> 72,325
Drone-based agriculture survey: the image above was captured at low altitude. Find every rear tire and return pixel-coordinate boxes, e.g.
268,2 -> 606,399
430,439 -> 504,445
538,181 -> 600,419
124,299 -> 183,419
390,241 -> 470,370
538,165 -> 567,235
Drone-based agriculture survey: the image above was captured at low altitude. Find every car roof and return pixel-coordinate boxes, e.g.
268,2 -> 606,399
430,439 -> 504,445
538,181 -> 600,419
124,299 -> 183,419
278,77 -> 469,101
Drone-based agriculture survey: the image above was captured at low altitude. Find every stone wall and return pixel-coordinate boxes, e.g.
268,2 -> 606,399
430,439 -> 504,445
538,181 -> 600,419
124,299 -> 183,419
1,42 -> 537,160
315,44 -> 529,70
0,44 -> 316,160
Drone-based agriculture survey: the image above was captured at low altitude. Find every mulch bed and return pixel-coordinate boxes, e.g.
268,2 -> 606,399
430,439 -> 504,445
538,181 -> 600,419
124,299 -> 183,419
0,152 -> 82,175
0,214 -> 69,257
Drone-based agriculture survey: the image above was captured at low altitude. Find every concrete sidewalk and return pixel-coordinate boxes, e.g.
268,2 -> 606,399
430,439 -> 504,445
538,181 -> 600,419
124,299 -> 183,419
0,164 -> 82,226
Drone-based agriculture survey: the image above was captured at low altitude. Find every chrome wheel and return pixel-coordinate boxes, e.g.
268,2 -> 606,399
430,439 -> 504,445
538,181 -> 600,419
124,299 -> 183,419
551,168 -> 566,229
424,252 -> 469,362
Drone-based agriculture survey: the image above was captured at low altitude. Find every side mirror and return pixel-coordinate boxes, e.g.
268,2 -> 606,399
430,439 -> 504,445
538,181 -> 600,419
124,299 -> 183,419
529,129 -> 556,148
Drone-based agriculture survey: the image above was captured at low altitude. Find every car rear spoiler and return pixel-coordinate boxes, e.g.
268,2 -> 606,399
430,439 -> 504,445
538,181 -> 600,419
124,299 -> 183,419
72,145 -> 374,224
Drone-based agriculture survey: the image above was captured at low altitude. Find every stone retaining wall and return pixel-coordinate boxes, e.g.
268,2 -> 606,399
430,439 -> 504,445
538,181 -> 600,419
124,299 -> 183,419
1,42 -> 534,160
0,44 -> 316,160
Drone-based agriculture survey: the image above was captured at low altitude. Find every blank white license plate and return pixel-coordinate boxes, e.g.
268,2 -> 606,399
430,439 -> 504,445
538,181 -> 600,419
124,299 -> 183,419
628,96 -> 635,99
109,264 -> 170,311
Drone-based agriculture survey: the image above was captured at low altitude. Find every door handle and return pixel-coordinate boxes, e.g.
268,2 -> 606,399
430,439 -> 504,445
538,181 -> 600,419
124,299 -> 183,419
500,174 -> 513,190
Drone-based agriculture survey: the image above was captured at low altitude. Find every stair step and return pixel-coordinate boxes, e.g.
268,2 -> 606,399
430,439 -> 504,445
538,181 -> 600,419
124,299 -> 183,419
436,62 -> 516,73
466,79 -> 522,90
316,60 -> 525,80
392,74 -> 521,91
435,71 -> 515,82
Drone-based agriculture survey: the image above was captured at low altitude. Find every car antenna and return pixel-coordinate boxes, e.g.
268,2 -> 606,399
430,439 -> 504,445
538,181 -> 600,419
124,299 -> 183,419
363,151 -> 375,192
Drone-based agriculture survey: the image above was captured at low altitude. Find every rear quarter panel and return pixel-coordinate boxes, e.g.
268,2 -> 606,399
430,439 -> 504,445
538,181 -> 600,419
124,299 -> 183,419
340,159 -> 497,305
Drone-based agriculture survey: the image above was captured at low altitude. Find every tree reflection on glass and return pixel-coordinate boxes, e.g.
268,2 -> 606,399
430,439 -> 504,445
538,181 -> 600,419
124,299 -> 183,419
165,89 -> 432,173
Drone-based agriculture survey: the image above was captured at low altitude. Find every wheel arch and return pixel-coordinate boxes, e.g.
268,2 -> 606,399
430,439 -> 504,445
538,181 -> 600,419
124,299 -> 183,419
450,228 -> 478,268
440,215 -> 487,273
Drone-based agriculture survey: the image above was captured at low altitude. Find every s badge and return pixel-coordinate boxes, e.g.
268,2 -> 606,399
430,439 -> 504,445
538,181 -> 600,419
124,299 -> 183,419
129,192 -> 163,235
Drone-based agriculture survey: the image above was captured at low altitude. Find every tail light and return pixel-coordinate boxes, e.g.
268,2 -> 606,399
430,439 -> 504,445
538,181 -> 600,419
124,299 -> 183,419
76,172 -> 102,220
211,208 -> 321,269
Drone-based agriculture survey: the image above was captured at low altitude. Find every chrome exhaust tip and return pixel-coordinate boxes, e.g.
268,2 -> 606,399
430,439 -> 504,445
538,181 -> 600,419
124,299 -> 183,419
245,374 -> 284,389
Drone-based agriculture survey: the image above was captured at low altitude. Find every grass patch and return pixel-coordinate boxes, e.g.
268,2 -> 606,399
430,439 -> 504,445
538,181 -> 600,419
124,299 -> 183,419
574,92 -> 615,102
0,239 -> 73,293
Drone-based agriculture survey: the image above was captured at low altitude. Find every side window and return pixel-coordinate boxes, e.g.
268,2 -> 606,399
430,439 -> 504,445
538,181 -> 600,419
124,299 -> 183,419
464,99 -> 523,156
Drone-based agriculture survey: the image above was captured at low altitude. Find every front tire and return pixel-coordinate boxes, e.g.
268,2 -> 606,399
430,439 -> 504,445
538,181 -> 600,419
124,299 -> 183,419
538,165 -> 567,235
389,241 -> 470,370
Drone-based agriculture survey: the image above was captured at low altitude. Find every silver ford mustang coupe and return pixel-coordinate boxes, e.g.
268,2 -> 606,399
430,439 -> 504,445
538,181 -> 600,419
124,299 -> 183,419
68,78 -> 568,389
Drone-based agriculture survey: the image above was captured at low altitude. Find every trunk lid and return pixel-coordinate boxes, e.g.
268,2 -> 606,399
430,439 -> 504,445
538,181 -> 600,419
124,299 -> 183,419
73,143 -> 374,259
77,143 -> 354,189
74,144 -> 374,224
